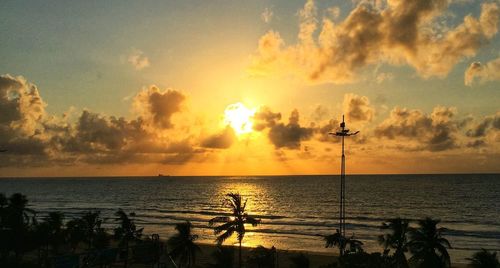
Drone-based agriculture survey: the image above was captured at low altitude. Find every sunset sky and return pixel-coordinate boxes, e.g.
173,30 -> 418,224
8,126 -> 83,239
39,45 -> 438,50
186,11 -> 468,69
1,0 -> 499,176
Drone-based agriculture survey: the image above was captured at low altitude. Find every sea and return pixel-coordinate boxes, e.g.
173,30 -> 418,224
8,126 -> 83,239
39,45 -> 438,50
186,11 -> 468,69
0,174 -> 499,264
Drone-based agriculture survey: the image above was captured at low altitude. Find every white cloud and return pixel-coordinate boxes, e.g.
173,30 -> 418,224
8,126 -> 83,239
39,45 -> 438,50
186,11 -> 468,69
127,49 -> 150,70
261,7 -> 274,23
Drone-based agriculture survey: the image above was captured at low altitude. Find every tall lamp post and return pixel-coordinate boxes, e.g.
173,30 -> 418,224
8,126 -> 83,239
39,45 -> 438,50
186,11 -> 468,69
330,115 -> 358,254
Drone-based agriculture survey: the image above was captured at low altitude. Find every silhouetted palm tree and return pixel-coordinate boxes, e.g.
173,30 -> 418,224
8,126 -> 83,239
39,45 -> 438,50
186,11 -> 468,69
5,193 -> 35,261
93,227 -> 110,250
209,193 -> 261,268
379,218 -> 410,268
324,230 -> 363,256
65,218 -> 86,252
45,212 -> 64,254
114,209 -> 143,268
167,221 -> 200,268
467,249 -> 499,268
408,218 -> 451,268
81,210 -> 103,251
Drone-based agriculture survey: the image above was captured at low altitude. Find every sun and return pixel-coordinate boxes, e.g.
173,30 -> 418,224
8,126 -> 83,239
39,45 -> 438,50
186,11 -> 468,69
224,102 -> 256,135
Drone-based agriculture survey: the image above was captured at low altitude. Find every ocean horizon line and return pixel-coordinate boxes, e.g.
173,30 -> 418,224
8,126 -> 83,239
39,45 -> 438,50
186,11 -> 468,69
0,172 -> 499,179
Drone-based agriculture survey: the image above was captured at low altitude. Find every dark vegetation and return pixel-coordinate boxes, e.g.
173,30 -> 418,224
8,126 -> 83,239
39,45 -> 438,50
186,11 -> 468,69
0,192 -> 498,268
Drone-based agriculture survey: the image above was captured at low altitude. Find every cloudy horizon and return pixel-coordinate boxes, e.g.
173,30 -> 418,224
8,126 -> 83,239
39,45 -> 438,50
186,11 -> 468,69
1,0 -> 499,176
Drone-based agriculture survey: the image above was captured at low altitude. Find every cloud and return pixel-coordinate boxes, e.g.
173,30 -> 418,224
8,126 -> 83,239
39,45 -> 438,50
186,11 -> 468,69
0,75 -> 201,167
0,74 -> 46,134
127,49 -> 150,70
375,72 -> 394,83
0,75 -> 48,159
252,106 -> 282,131
133,86 -> 185,129
466,112 -> 500,137
261,7 -> 273,23
376,106 -> 460,151
250,0 -> 500,83
314,119 -> 340,143
254,107 -> 314,149
464,57 -> 500,86
311,104 -> 330,121
201,126 -> 236,149
343,93 -> 374,122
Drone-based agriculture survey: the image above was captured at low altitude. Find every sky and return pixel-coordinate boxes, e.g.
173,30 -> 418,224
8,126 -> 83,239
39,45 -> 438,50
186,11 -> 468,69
0,0 -> 499,176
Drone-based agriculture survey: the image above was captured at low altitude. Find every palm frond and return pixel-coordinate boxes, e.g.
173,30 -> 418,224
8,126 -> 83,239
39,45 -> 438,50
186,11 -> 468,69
208,216 -> 231,226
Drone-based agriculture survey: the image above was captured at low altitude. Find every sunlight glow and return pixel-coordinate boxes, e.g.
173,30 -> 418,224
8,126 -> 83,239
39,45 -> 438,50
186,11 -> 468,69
224,102 -> 256,135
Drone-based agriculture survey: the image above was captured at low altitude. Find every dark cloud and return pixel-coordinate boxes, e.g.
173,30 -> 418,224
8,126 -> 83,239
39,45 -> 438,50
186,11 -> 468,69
466,112 -> 500,137
343,93 -> 374,122
0,75 -> 201,167
134,86 -> 185,129
60,110 -> 147,153
376,106 -> 460,151
466,139 -> 486,148
0,75 -> 48,159
254,108 -> 314,149
314,119 -> 340,143
252,106 -> 281,131
201,127 -> 236,149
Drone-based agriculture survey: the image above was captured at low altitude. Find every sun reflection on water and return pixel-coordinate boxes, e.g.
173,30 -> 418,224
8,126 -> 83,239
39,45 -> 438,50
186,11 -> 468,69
214,178 -> 273,247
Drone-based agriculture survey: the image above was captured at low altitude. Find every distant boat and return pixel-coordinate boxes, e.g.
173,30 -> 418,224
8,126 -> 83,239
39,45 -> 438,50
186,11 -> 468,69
158,174 -> 170,177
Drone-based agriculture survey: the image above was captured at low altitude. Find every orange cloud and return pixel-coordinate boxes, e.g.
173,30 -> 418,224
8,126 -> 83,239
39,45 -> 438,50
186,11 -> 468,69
465,57 -> 500,86
250,0 -> 499,84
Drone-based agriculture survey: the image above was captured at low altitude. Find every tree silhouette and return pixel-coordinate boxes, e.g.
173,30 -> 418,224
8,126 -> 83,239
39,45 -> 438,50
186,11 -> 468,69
114,209 -> 143,268
167,221 -> 200,268
45,212 -> 65,254
467,249 -> 499,268
5,193 -> 35,261
81,210 -> 103,251
379,218 -> 410,268
65,218 -> 86,252
408,218 -> 451,268
209,193 -> 260,268
324,229 -> 363,256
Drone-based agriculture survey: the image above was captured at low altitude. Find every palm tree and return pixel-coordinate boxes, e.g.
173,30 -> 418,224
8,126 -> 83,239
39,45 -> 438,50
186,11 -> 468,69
167,221 -> 200,268
114,209 -> 143,268
379,218 -> 410,268
324,230 -> 363,256
65,218 -> 86,252
208,193 -> 261,268
81,210 -> 103,250
5,193 -> 35,261
45,212 -> 64,254
408,218 -> 452,268
467,249 -> 499,268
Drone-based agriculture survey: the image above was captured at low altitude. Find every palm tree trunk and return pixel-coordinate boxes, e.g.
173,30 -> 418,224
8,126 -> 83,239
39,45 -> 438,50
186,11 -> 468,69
239,240 -> 242,268
124,240 -> 129,268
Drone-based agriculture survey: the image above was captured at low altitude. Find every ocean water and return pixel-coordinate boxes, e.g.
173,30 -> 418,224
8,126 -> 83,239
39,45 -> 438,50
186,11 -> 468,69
0,174 -> 499,263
